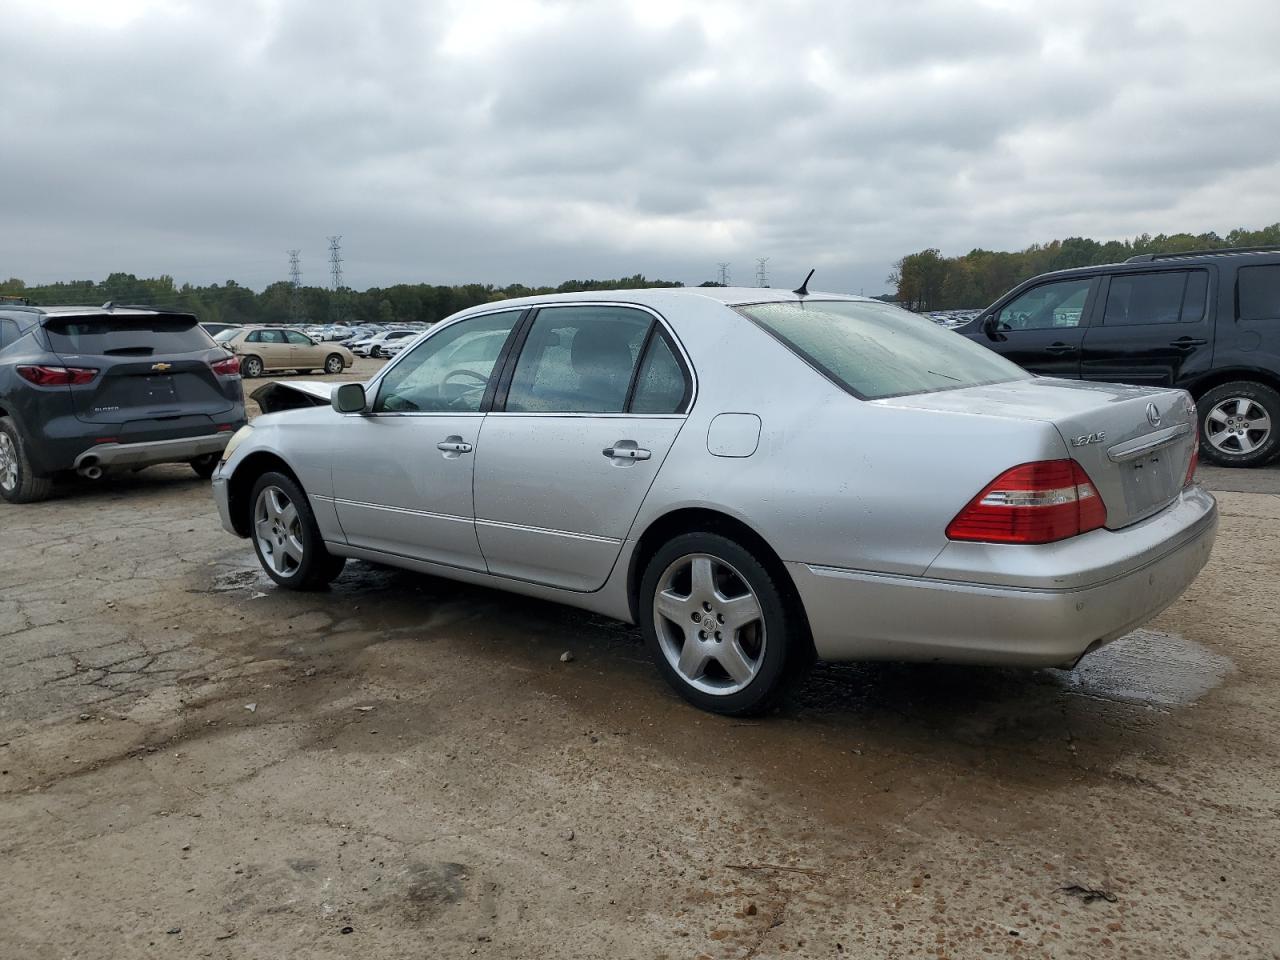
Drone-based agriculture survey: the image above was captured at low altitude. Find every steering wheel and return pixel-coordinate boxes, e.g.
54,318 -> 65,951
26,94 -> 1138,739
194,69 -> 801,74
442,369 -> 489,409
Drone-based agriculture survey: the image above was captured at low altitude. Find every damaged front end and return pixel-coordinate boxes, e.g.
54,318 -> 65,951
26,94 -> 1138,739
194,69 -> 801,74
250,380 -> 335,414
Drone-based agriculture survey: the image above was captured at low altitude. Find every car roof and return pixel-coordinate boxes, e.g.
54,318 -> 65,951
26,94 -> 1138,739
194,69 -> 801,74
455,286 -> 874,314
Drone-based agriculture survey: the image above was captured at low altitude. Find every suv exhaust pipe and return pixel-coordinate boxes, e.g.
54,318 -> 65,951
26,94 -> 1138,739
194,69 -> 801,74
76,456 -> 103,480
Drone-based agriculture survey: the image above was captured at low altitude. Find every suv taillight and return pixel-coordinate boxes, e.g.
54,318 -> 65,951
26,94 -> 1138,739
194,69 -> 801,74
211,355 -> 241,377
16,364 -> 98,386
946,460 -> 1108,545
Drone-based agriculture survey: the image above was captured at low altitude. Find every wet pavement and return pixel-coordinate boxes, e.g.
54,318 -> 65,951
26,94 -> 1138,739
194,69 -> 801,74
1,384 -> 1278,958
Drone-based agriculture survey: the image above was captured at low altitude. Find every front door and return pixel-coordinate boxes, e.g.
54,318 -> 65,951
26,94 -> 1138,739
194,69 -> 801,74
330,310 -> 525,569
473,305 -> 692,591
976,277 -> 1095,378
1080,268 -> 1215,386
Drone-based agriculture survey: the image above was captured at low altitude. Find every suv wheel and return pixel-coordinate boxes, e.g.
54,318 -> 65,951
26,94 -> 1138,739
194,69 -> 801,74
1197,381 -> 1280,467
0,418 -> 52,504
241,355 -> 264,379
324,354 -> 344,374
639,532 -> 811,716
190,454 -> 219,480
249,471 -> 346,589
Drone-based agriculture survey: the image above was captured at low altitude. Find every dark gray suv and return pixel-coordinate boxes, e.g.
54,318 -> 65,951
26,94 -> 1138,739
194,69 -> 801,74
0,305 -> 247,503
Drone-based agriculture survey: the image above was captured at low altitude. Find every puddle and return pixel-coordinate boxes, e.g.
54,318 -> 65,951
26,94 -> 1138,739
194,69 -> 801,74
1058,629 -> 1234,708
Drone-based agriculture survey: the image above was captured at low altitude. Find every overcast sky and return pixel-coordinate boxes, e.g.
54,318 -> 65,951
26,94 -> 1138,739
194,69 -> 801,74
3,0 -> 1279,295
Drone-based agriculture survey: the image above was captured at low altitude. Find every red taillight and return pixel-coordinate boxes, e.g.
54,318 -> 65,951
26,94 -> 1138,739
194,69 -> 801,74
16,364 -> 98,386
946,460 -> 1108,545
211,355 -> 241,377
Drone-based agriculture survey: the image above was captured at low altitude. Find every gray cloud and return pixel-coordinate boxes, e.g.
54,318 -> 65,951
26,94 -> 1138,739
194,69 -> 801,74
2,0 -> 1278,297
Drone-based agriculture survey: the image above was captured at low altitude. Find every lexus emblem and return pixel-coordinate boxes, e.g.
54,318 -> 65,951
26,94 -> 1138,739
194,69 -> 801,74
1146,402 -> 1162,428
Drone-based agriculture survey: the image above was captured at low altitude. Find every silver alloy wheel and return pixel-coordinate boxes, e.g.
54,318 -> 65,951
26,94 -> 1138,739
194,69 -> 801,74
653,553 -> 767,696
325,355 -> 343,373
0,433 -> 18,492
254,485 -> 305,578
243,357 -> 263,378
1205,397 -> 1272,455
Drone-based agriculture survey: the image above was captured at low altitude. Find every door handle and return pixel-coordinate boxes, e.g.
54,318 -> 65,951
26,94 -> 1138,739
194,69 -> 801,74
1170,337 -> 1208,350
436,436 -> 473,456
603,441 -> 651,462
1044,342 -> 1076,355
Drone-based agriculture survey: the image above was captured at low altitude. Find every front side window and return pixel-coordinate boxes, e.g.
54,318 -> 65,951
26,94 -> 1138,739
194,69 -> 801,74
1103,271 -> 1205,326
504,307 -> 651,413
1238,264 -> 1280,321
738,300 -> 1029,401
373,310 -> 522,413
997,279 -> 1090,331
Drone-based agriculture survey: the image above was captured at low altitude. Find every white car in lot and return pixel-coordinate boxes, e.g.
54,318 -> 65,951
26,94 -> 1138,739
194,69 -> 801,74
353,329 -> 418,358
212,287 -> 1217,715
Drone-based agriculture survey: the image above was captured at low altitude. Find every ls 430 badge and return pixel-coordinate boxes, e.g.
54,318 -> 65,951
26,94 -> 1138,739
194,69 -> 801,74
1071,432 -> 1106,447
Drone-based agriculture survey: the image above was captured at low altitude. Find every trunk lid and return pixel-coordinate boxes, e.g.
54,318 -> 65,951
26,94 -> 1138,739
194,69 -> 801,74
42,313 -> 236,426
876,377 -> 1196,529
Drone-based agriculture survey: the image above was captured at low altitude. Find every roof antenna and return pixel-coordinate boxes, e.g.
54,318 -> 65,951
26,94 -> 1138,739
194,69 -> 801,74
793,268 -> 815,297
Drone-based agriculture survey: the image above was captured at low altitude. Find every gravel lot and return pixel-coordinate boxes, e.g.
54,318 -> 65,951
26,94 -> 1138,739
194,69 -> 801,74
2,360 -> 1278,959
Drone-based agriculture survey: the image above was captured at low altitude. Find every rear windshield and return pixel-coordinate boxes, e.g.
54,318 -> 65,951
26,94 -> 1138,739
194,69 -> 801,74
44,315 -> 214,356
736,300 -> 1030,400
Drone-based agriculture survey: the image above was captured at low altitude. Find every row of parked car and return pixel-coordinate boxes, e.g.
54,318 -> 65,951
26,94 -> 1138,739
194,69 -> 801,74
1,245 -> 1278,508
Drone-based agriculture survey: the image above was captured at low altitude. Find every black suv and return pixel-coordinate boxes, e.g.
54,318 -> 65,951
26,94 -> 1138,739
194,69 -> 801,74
0,305 -> 247,502
957,246 -> 1280,467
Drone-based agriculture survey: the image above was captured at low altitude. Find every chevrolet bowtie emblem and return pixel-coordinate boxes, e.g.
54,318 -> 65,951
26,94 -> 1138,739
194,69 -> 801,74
151,362 -> 172,372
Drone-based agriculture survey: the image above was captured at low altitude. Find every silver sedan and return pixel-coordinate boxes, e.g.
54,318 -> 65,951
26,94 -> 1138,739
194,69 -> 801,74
212,288 -> 1218,715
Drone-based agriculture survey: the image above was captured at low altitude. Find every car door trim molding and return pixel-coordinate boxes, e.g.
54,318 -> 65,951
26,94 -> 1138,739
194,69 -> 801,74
324,495 -> 473,526
474,516 -> 621,545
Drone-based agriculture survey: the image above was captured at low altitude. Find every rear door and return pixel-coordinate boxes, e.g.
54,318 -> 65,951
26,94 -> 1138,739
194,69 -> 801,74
1080,268 -> 1214,386
42,313 -> 236,433
284,329 -> 320,369
473,305 -> 692,591
972,277 -> 1095,377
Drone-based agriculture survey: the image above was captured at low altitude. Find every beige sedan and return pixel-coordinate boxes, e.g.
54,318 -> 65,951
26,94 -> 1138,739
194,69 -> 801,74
216,328 -> 354,378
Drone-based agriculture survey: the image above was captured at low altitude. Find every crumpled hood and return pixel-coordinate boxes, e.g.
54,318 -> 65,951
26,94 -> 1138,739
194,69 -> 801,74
250,380 -> 335,414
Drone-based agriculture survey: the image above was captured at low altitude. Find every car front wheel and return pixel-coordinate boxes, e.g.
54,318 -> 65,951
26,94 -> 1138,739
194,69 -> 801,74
1198,381 -> 1280,467
249,471 -> 346,589
324,354 -> 344,374
639,532 -> 810,716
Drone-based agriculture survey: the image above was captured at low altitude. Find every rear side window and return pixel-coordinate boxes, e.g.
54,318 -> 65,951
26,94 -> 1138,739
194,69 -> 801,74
1238,264 -> 1280,321
504,307 -> 651,414
0,319 -> 18,350
1103,271 -> 1207,325
629,332 -> 690,414
43,315 -> 213,356
738,300 -> 1029,401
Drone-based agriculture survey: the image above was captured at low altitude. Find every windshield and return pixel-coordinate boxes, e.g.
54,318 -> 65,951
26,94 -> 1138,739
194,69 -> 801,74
736,300 -> 1030,400
213,328 -> 239,343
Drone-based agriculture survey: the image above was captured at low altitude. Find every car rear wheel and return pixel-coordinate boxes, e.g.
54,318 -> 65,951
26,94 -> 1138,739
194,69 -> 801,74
324,354 -> 344,374
249,471 -> 346,590
190,454 -> 219,479
241,355 -> 264,379
1197,381 -> 1280,467
0,418 -> 52,504
639,532 -> 809,715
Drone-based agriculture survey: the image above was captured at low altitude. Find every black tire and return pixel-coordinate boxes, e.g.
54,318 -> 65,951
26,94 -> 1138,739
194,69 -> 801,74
190,454 -> 219,479
241,355 -> 264,379
1196,381 -> 1280,468
324,354 -> 344,374
0,417 -> 52,504
248,471 -> 346,590
639,532 -> 811,716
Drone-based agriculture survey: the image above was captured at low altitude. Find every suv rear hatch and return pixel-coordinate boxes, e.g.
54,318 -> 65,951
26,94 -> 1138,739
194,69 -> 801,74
42,313 -> 236,431
878,378 -> 1197,529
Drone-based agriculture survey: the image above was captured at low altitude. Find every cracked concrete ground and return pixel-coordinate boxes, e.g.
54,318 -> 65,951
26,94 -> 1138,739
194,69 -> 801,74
1,419 -> 1278,958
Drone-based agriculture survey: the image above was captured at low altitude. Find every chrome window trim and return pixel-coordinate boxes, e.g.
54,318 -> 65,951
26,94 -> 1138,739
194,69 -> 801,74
487,300 -> 697,417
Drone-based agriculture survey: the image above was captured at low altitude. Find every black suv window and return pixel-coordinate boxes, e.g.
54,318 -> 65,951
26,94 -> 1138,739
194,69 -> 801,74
997,278 -> 1089,331
43,315 -> 213,355
1103,270 -> 1207,326
1238,264 -> 1280,321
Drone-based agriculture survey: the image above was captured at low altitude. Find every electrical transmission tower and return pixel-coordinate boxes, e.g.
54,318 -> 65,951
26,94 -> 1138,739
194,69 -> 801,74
716,262 -> 731,286
327,236 -> 344,324
755,257 -> 770,288
287,249 -> 303,323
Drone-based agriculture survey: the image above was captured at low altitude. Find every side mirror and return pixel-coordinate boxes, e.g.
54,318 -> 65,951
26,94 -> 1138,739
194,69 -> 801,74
332,382 -> 367,414
981,313 -> 999,336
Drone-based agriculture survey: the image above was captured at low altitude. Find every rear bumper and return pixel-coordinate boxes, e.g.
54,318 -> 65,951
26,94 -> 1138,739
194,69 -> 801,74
74,433 -> 233,471
791,486 -> 1218,667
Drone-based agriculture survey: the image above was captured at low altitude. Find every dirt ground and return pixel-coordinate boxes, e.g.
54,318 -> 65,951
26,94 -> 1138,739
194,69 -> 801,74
2,361 -> 1278,959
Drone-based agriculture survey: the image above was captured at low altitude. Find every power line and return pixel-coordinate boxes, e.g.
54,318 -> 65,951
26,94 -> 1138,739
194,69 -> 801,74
717,262 -> 731,286
755,257 -> 770,288
287,249 -> 303,323
327,235 -> 343,324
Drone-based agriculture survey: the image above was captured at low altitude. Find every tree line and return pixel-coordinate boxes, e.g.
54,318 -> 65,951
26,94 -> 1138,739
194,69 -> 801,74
0,274 -> 689,327
889,223 -> 1280,312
